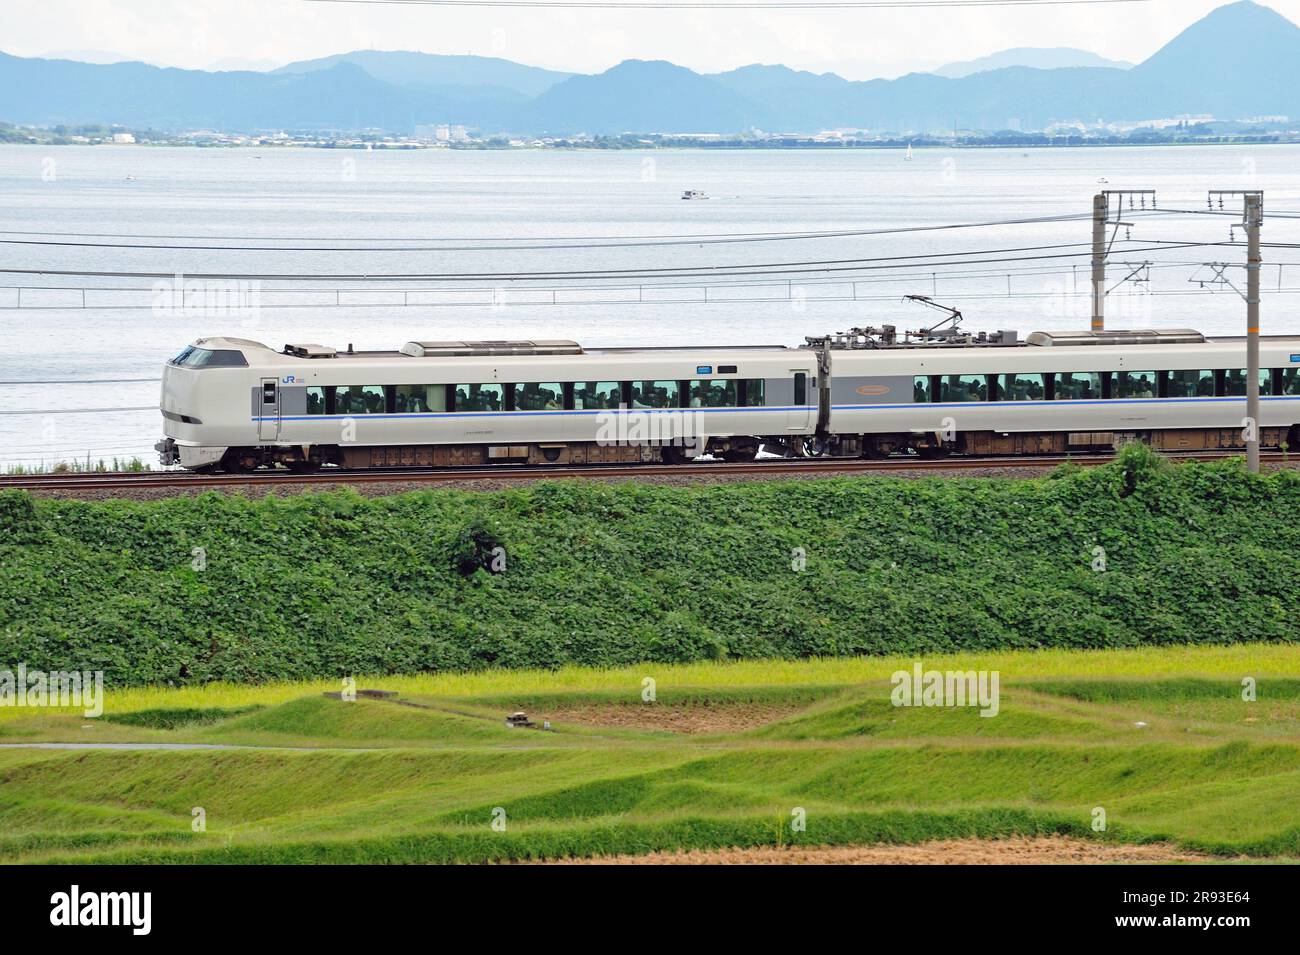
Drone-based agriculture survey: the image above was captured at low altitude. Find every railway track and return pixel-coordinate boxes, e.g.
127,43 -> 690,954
1,450 -> 1288,492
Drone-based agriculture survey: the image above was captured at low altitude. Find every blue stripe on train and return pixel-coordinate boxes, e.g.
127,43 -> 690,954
831,396 -> 1300,411
254,405 -> 809,422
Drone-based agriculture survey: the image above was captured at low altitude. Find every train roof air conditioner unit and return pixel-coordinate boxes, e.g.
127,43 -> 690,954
283,343 -> 338,358
1026,329 -> 1206,347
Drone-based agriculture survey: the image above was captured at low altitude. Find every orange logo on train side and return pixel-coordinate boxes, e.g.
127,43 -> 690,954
855,384 -> 892,397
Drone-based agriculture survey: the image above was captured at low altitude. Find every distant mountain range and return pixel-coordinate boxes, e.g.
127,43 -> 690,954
931,47 -> 1132,79
0,1 -> 1295,136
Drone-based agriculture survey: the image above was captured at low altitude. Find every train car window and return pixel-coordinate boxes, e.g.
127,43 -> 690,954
200,349 -> 248,367
794,372 -> 807,405
1282,368 -> 1300,396
332,385 -> 386,414
515,382 -> 564,411
631,380 -> 679,409
1002,373 -> 1045,401
394,384 -> 446,413
912,376 -> 931,403
1166,369 -> 1214,398
687,379 -> 737,408
939,374 -> 986,402
1113,371 -> 1157,399
719,364 -> 738,374
575,381 -> 622,410
173,347 -> 247,368
1055,372 -> 1102,400
306,386 -> 326,414
454,383 -> 504,412
1223,369 -> 1272,397
743,379 -> 766,407
178,348 -> 212,367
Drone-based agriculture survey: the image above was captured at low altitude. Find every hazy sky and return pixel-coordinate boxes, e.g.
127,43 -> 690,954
2,0 -> 1295,80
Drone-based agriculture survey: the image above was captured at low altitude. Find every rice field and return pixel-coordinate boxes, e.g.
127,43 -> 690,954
2,644 -> 1298,864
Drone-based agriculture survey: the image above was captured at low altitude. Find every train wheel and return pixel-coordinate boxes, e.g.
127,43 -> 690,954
722,449 -> 757,463
285,460 -> 320,474
221,449 -> 260,473
661,445 -> 690,465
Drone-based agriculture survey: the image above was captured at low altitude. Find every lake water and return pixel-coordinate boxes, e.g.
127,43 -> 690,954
3,142 -> 1300,467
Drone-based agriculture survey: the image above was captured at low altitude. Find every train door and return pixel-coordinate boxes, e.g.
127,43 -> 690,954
787,369 -> 814,430
258,378 -> 280,442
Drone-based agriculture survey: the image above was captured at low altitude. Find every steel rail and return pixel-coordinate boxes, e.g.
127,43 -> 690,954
2,450 -> 1286,492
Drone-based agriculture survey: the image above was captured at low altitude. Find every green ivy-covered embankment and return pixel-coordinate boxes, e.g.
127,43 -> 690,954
1,445 -> 1297,686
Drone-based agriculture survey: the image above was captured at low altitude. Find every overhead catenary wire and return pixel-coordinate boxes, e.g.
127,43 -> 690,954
0,240 -> 1221,283
0,211 -> 1105,251
0,407 -> 157,416
303,0 -> 1150,9
0,256 -> 1254,311
2,284 -> 1298,321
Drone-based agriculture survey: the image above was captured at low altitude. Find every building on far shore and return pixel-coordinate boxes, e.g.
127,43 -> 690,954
414,124 -> 469,143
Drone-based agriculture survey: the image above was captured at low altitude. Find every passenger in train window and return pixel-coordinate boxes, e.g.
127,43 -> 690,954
1167,370 -> 1211,398
745,379 -> 765,406
456,384 -> 504,412
394,384 -> 443,413
688,380 -> 737,408
1055,372 -> 1101,400
1283,368 -> 1300,396
1114,372 -> 1157,399
575,381 -> 620,410
334,385 -> 382,414
516,382 -> 564,411
631,380 -> 678,408
913,376 -> 930,403
306,387 -> 326,414
940,374 -> 984,402
1002,373 -> 1042,400
1224,369 -> 1271,397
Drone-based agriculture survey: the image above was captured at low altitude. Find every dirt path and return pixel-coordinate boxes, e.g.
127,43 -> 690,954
542,702 -> 802,734
545,835 -> 1217,865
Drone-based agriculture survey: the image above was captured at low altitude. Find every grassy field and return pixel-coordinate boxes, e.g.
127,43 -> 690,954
2,644 -> 1299,864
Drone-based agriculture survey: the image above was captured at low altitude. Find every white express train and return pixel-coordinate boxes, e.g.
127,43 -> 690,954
155,328 -> 1300,471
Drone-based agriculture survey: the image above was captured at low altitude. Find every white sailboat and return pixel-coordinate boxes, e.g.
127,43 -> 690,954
905,143 -> 914,161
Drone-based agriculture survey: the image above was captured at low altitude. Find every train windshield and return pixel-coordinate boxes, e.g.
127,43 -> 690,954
169,346 -> 248,368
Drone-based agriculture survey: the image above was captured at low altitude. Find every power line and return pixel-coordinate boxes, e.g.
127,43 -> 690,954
3,283 -> 1291,318
0,377 -> 160,385
0,212 -> 1100,251
0,241 -> 1218,283
303,0 -> 1150,9
0,255 -> 1237,311
0,406 -> 156,416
